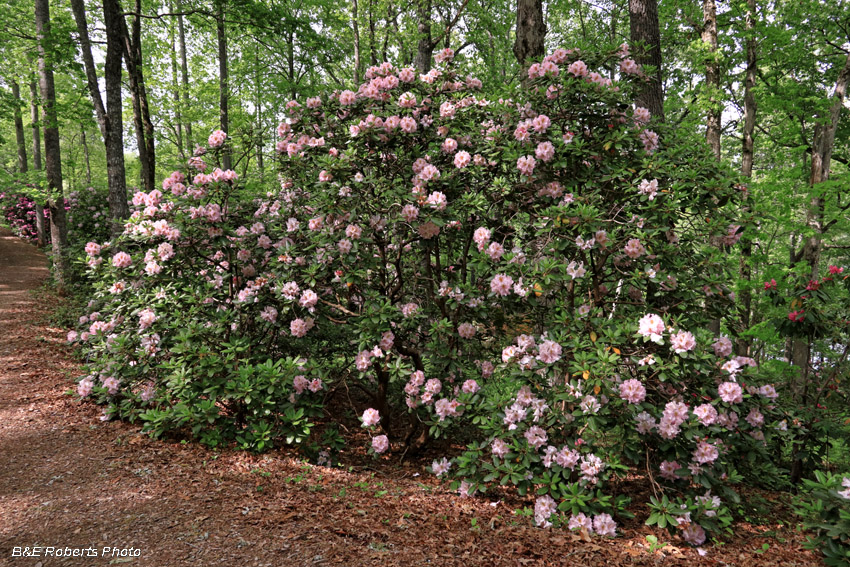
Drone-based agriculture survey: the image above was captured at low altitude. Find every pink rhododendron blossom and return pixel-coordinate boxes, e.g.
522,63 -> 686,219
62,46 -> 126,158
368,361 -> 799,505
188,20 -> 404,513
593,514 -> 617,536
85,242 -> 101,256
693,440 -> 719,464
681,523 -> 706,545
713,336 -> 733,357
670,330 -> 696,353
486,242 -> 504,261
659,460 -> 680,480
537,340 -> 562,364
517,155 -> 536,176
473,227 -> 491,250
290,317 -> 314,337
623,238 -> 645,259
457,322 -> 476,339
339,90 -> 356,105
490,438 -> 510,459
112,252 -> 132,268
490,274 -> 513,296
619,379 -> 646,404
454,151 -> 471,168
361,408 -> 380,427
718,381 -> 743,403
637,313 -> 665,342
534,495 -> 557,528
432,457 -> 451,477
568,60 -> 588,77
693,403 -> 718,425
372,435 -> 389,454
138,308 -> 157,330
401,303 -> 419,317
524,426 -> 548,449
640,129 -> 660,153
745,408 -> 764,428
568,513 -> 593,532
77,377 -> 94,397
208,129 -> 227,148
462,379 -> 480,394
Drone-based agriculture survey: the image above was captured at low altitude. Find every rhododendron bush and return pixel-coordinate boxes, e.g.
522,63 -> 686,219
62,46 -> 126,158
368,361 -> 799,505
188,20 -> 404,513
71,47 -> 783,542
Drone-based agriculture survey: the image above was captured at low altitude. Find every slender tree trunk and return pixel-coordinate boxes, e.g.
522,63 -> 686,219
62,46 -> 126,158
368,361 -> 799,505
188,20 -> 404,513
368,0 -> 377,66
104,0 -> 130,231
177,0 -> 192,152
132,0 -> 155,189
12,82 -> 29,175
81,126 -> 92,185
254,42 -> 264,173
29,78 -> 46,247
789,55 -> 850,486
217,0 -> 232,170
736,0 -> 757,357
71,0 -> 129,232
118,0 -> 155,192
513,0 -> 546,68
35,0 -> 70,284
352,0 -> 361,84
702,0 -> 721,159
413,0 -> 432,73
169,4 -> 184,158
628,0 -> 664,121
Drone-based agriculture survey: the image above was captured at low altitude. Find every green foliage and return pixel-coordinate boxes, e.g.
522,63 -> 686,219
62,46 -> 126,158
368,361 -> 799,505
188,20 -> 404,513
795,471 -> 850,566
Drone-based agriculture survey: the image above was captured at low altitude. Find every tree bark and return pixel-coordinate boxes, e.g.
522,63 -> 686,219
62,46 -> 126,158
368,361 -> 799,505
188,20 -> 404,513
217,0 -> 232,170
120,0 -> 156,192
628,0 -> 664,121
103,0 -> 131,233
12,82 -> 29,175
70,0 -> 129,233
790,53 -> 850,388
352,0 -> 361,84
736,0 -> 757,357
81,125 -> 92,185
702,0 -> 721,159
35,0 -> 70,284
170,17 -> 184,158
177,0 -> 192,152
413,0 -> 432,73
29,78 -> 46,248
254,41 -> 264,173
513,0 -> 546,67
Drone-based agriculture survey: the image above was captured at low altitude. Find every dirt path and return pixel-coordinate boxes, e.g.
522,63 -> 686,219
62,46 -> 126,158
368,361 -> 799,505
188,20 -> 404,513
0,227 -> 825,566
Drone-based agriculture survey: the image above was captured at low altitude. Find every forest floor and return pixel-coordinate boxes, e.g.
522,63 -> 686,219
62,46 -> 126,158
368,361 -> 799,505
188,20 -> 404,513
0,226 -> 827,567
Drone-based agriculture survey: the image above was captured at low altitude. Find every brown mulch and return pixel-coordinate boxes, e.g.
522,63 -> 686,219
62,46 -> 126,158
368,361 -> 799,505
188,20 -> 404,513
0,227 -> 825,566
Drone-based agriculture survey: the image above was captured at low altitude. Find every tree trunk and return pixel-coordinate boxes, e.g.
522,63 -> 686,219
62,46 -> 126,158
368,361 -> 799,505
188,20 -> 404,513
103,0 -> 131,233
352,0 -> 361,84
29,78 -> 46,248
368,0 -> 377,66
217,0 -> 232,170
35,0 -> 70,284
513,0 -> 546,67
71,0 -> 129,233
254,41 -> 264,173
702,0 -> 721,160
736,0 -> 757,357
124,0 -> 156,191
628,0 -> 664,121
413,0 -> 432,73
788,54 -> 850,486
177,0 -> 192,152
170,4 -> 183,158
81,126 -> 92,185
12,82 -> 29,175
